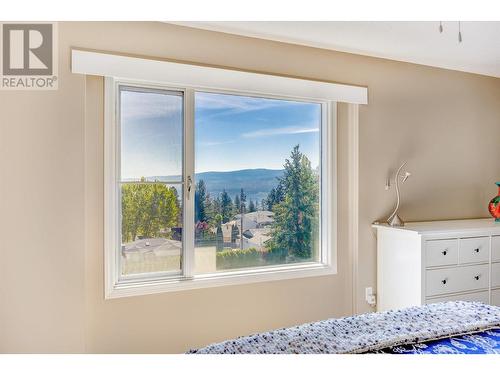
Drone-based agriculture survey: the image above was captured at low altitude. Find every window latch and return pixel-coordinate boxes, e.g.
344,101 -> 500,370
187,175 -> 193,199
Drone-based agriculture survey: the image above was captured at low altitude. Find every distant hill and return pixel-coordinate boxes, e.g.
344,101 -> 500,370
148,169 -> 284,204
196,169 -> 284,203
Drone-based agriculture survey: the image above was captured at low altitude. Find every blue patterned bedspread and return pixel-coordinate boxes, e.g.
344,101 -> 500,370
188,302 -> 500,354
372,328 -> 500,354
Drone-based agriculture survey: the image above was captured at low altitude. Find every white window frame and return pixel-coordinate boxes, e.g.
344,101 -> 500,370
71,46 -> 361,299
105,77 -> 337,299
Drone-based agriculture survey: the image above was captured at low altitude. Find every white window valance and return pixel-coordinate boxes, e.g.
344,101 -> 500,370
71,49 -> 368,105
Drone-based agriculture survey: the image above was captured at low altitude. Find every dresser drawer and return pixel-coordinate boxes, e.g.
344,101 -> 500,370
426,264 -> 489,297
426,290 -> 489,305
458,237 -> 489,264
492,236 -> 500,262
492,263 -> 500,288
492,289 -> 500,307
425,239 -> 458,267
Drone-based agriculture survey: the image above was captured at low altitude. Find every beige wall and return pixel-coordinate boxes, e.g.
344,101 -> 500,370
1,21 -> 499,353
0,25 -> 86,352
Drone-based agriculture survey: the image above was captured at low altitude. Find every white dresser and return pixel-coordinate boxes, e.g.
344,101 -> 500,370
373,219 -> 500,312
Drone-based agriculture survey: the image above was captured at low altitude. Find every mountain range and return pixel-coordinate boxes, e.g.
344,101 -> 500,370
148,169 -> 284,204
196,169 -> 283,203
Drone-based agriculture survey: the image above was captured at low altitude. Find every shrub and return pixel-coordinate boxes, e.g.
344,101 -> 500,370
216,248 -> 261,269
262,247 -> 287,264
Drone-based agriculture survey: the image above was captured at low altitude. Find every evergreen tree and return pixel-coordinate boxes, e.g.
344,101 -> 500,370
263,190 -> 272,211
234,194 -> 240,216
264,179 -> 285,210
231,224 -> 239,243
215,214 -> 224,251
275,180 -> 285,204
248,199 -> 256,212
266,145 -> 319,259
239,188 -> 247,215
195,179 -> 207,223
206,193 -> 220,226
220,190 -> 233,223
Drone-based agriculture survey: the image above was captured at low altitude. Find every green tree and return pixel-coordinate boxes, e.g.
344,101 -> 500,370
195,179 -> 207,223
266,145 -> 319,260
248,199 -> 256,212
121,179 -> 180,243
239,188 -> 246,214
170,186 -> 182,226
264,179 -> 285,210
220,190 -> 234,223
206,193 -> 220,226
234,194 -> 240,216
214,213 -> 224,251
231,224 -> 239,243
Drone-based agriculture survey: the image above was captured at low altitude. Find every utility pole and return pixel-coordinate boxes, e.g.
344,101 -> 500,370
239,188 -> 246,250
240,207 -> 244,250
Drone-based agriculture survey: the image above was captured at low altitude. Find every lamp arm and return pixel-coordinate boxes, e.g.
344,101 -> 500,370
388,162 -> 406,221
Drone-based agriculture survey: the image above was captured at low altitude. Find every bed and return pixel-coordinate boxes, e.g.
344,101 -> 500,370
187,301 -> 500,354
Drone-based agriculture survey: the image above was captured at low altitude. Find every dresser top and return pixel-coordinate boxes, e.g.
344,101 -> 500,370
373,218 -> 500,235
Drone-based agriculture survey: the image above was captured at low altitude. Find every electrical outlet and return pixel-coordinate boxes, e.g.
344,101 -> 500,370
365,287 -> 376,306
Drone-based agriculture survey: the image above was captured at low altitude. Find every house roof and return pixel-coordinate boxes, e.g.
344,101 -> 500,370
123,237 -> 181,255
234,210 -> 274,224
244,228 -> 271,247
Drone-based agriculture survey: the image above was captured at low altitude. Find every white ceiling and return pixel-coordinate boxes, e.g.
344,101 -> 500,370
172,21 -> 500,78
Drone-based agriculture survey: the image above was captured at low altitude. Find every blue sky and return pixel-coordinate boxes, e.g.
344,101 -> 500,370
121,89 -> 183,180
121,89 -> 321,179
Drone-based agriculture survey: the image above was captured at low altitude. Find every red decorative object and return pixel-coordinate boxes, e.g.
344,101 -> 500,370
488,182 -> 500,222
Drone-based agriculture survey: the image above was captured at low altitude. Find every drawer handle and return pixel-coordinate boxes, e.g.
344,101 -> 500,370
474,248 -> 480,253
441,279 -> 448,285
474,275 -> 481,281
441,249 -> 448,256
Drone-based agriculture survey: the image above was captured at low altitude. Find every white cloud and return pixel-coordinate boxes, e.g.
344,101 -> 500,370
198,140 -> 235,147
121,90 -> 314,121
196,92 -> 280,112
195,92 -> 312,121
241,126 -> 319,139
121,90 -> 182,120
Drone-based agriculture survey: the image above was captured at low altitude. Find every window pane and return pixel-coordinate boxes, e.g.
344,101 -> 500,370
120,87 -> 183,182
120,183 -> 183,276
194,92 -> 321,274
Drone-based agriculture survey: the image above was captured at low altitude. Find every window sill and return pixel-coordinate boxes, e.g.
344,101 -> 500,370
105,262 -> 336,299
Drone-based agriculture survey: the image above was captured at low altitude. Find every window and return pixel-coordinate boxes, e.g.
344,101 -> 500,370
105,79 -> 336,298
119,86 -> 184,276
194,92 -> 322,273
72,49 -> 368,298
